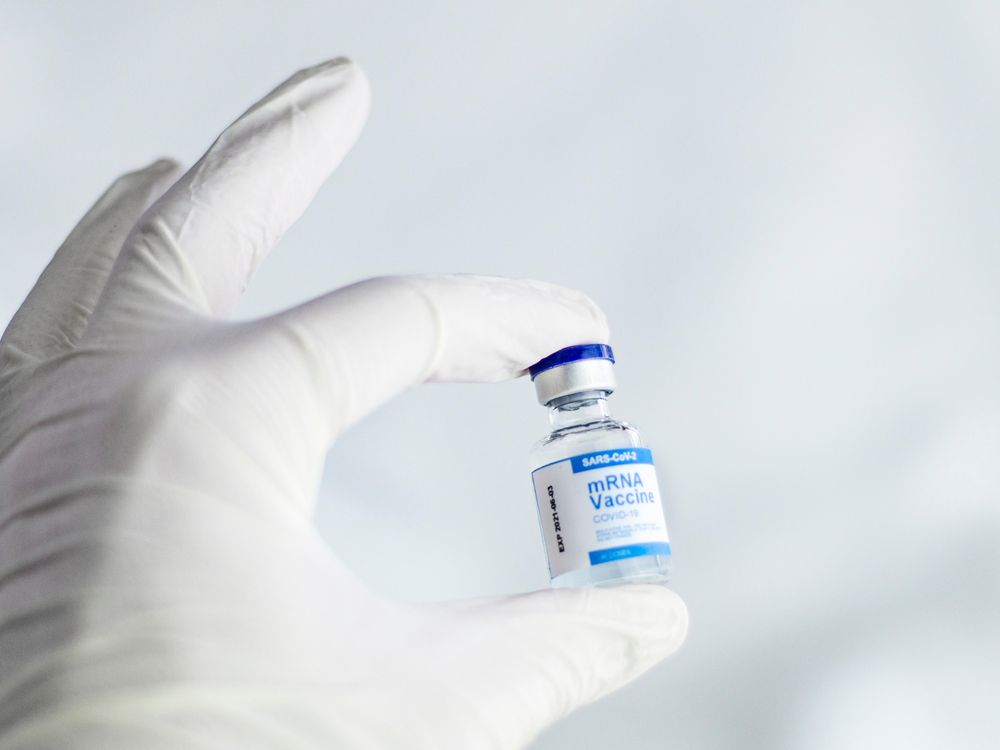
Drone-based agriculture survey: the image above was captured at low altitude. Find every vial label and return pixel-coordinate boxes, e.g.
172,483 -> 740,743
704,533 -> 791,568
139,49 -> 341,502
531,448 -> 671,579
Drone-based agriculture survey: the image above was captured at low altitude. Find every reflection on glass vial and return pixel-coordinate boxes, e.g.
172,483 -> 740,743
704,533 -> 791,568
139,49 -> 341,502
528,344 -> 671,588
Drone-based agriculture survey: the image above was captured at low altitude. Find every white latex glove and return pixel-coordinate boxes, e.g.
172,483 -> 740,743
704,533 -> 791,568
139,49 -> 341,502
0,58 -> 687,749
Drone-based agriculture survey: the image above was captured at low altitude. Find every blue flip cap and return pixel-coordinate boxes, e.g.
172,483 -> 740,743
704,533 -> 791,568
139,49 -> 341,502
528,344 -> 615,379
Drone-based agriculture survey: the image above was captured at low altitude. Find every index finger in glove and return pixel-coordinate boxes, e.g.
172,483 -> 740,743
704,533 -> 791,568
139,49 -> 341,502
243,274 -> 609,438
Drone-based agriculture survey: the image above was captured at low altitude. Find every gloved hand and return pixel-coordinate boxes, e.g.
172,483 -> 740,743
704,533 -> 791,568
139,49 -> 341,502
0,58 -> 687,749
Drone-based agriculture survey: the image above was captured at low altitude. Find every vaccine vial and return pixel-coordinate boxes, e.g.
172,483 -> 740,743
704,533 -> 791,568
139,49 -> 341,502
528,344 -> 672,587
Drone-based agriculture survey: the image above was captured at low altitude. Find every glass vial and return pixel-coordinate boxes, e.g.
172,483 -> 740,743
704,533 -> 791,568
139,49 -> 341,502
528,344 -> 672,587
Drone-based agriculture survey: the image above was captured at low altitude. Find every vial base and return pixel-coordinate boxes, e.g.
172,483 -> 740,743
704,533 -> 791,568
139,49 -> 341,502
550,554 -> 671,588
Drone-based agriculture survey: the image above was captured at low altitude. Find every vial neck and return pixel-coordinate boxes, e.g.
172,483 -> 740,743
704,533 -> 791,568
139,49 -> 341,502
547,390 -> 612,428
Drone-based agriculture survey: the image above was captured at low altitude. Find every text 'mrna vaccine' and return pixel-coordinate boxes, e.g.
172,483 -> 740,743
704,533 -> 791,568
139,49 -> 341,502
528,344 -> 672,587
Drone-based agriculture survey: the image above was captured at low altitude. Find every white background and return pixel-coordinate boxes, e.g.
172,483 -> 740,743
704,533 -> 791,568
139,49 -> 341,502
2,2 -> 999,748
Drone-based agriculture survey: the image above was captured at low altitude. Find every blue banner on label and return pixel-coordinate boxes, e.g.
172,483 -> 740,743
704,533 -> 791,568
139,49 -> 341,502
570,447 -> 654,474
588,541 -> 671,566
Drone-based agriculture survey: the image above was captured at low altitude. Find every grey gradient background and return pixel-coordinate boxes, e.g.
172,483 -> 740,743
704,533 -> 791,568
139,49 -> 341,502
2,2 -> 999,748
